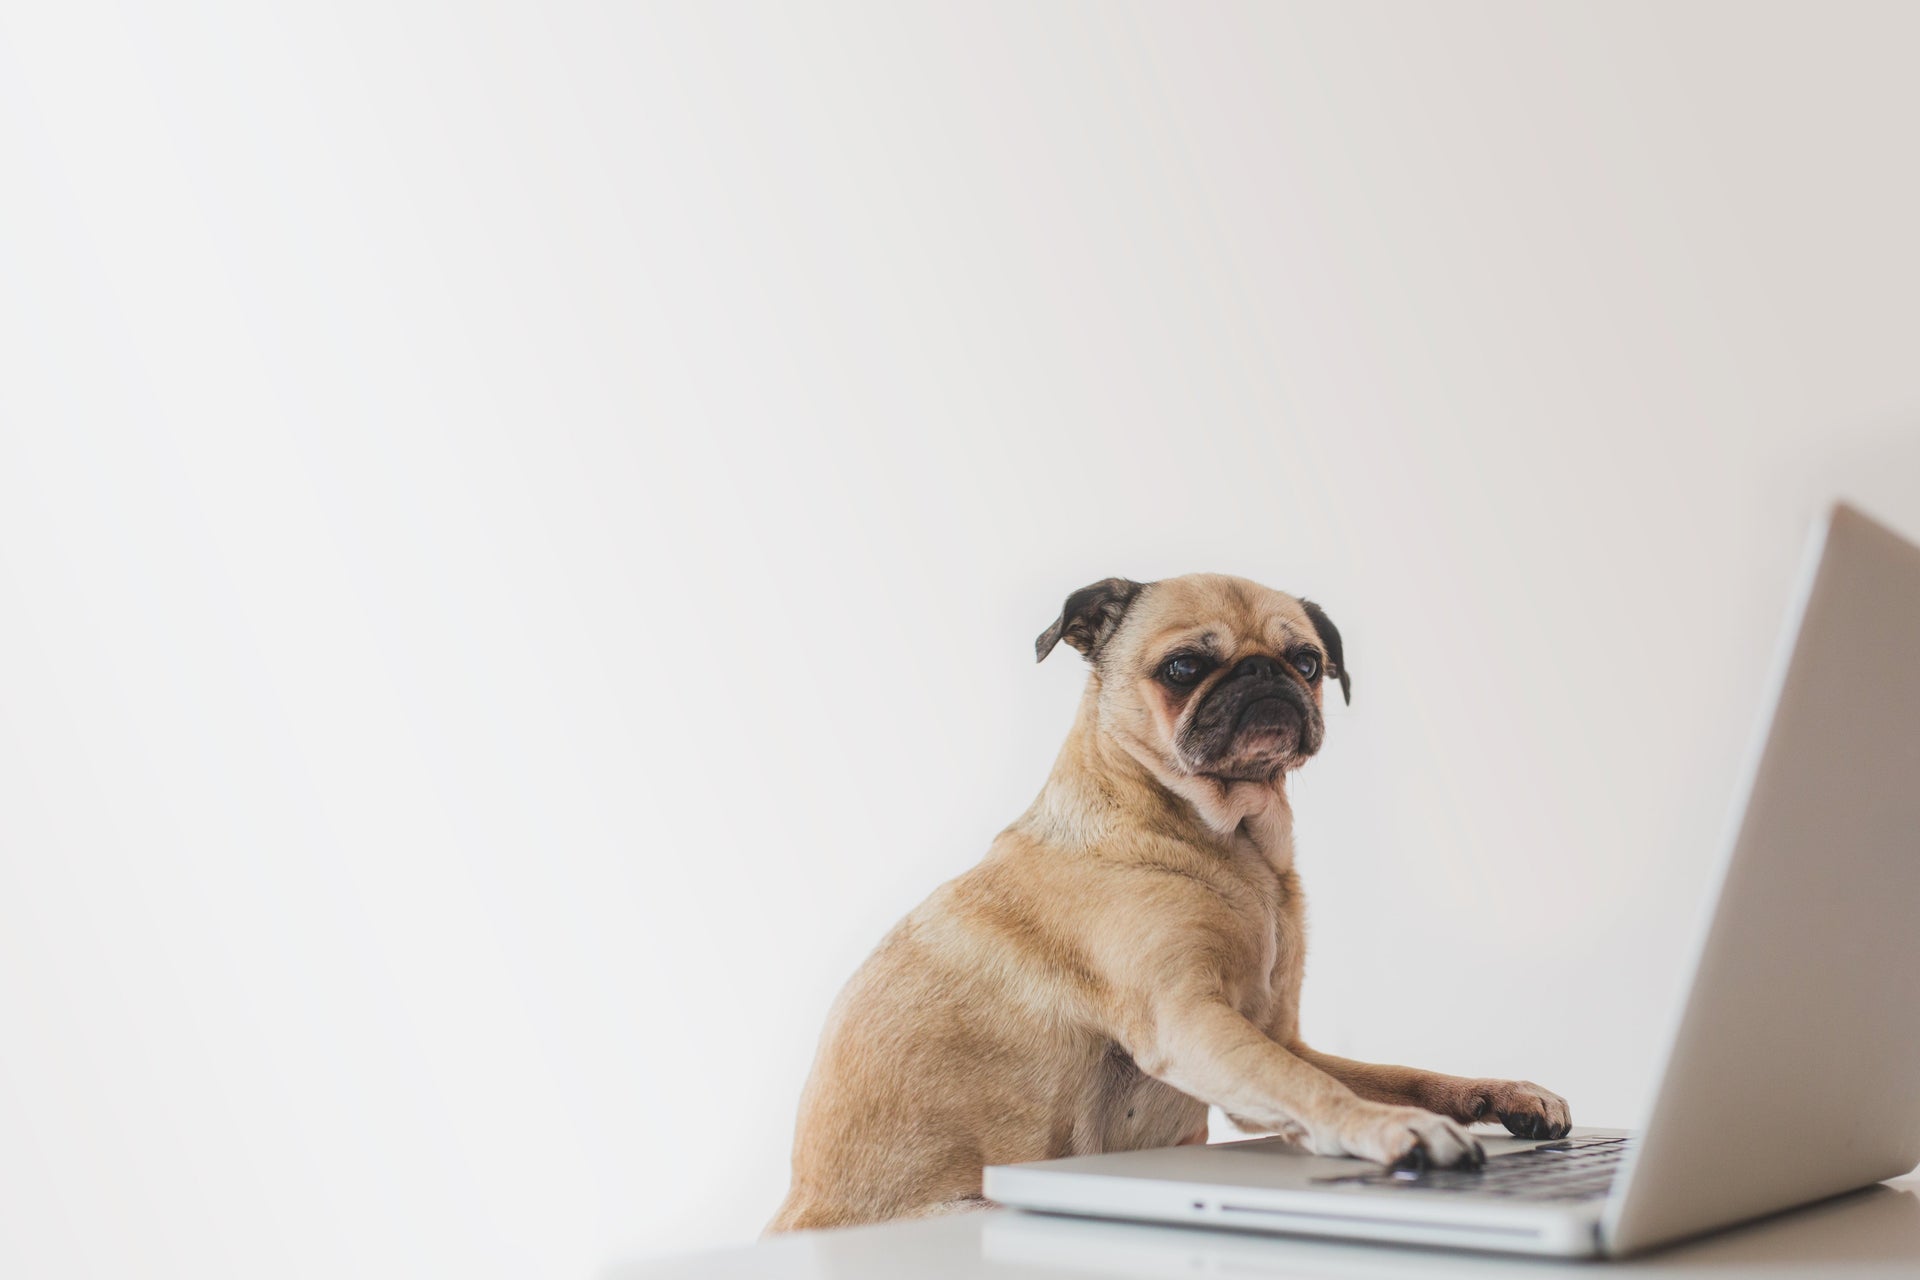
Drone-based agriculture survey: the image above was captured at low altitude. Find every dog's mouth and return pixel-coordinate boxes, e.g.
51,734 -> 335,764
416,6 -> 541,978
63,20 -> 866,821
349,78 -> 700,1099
1180,697 -> 1309,781
1176,679 -> 1323,779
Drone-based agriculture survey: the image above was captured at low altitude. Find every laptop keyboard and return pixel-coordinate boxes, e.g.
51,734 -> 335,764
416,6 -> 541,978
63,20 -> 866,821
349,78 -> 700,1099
1320,1134 -> 1631,1202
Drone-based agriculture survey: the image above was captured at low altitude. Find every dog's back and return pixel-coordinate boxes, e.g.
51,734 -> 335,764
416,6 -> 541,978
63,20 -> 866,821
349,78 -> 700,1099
766,831 -> 1215,1233
769,852 -> 1096,1231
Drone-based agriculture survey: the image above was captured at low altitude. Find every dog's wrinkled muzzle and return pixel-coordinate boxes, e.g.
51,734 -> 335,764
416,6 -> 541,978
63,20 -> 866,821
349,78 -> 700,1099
1179,655 -> 1324,770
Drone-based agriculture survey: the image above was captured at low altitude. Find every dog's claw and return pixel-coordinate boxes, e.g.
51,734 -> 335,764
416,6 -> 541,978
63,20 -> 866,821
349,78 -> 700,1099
1476,1079 -> 1571,1141
1506,1112 -> 1546,1140
1386,1130 -> 1483,1172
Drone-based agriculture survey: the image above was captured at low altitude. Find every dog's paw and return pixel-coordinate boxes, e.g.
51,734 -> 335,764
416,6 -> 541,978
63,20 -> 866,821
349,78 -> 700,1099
1458,1079 -> 1571,1140
1317,1104 -> 1485,1169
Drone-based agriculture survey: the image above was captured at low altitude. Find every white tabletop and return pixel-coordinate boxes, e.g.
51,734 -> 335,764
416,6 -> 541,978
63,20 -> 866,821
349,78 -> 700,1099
626,1176 -> 1920,1278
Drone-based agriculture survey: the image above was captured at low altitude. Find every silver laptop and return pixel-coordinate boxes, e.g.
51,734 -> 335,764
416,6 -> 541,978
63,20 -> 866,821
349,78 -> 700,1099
986,500 -> 1920,1259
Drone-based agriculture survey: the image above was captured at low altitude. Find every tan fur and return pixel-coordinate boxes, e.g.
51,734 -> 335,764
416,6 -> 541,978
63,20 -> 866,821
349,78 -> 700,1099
767,574 -> 1568,1234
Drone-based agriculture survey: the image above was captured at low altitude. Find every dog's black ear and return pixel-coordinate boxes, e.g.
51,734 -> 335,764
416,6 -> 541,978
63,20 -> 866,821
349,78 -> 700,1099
1298,598 -> 1352,705
1035,578 -> 1144,663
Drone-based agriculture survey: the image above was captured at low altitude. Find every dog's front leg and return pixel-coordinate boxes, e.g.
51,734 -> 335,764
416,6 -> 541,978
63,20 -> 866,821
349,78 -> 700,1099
1290,1045 -> 1571,1140
1129,996 -> 1486,1168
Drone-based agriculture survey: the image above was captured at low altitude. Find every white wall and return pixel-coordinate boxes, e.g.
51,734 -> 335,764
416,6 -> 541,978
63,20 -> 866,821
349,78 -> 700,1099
4,2 -> 1919,1275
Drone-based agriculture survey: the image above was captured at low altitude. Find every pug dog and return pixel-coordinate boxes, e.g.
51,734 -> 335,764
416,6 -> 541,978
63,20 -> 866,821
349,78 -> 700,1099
768,574 -> 1569,1233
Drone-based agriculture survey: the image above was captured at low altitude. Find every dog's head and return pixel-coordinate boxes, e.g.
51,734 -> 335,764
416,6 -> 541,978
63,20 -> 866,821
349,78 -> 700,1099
1037,574 -> 1349,784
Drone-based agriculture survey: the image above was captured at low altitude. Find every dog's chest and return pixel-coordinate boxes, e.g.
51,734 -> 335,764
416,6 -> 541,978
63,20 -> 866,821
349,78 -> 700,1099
1227,856 -> 1306,1036
1081,859 -> 1305,1154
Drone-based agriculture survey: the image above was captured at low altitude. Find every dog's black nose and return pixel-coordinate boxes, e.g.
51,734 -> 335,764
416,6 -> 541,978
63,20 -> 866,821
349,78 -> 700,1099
1233,655 -> 1283,682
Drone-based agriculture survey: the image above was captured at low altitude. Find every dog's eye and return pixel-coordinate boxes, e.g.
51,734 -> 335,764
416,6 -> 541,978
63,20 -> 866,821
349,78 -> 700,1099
1291,651 -> 1321,681
1161,654 -> 1211,687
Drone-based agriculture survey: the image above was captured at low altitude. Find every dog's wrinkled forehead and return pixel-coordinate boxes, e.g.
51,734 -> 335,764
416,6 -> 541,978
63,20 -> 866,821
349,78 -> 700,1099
1113,575 -> 1316,666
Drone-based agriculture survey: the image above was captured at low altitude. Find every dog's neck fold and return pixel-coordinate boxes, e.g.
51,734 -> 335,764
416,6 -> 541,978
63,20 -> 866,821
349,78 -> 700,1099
1025,677 -> 1297,874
